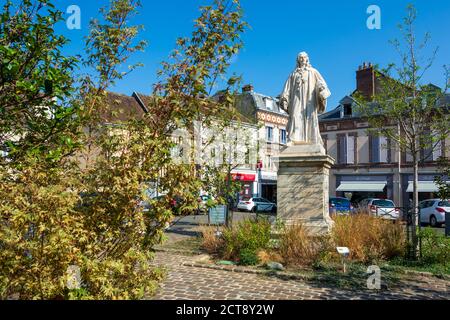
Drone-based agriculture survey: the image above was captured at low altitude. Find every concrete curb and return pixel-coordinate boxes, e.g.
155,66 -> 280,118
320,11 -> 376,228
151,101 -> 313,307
401,269 -> 450,281
153,248 -> 203,255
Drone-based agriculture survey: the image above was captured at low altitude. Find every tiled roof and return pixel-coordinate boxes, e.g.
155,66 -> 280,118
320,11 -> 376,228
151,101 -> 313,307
319,107 -> 341,121
319,92 -> 449,122
103,92 -> 147,122
236,91 -> 288,117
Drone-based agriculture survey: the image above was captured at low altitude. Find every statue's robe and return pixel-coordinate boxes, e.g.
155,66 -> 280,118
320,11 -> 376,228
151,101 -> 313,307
280,67 -> 331,146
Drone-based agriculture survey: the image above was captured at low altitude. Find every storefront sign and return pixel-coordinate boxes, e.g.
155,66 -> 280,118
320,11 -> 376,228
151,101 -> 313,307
232,173 -> 256,182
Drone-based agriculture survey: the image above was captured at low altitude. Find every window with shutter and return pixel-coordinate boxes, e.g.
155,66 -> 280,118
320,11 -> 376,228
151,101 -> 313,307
347,135 -> 355,164
379,136 -> 388,163
371,136 -> 380,163
266,127 -> 273,142
422,147 -> 433,162
406,151 -> 414,163
433,140 -> 442,161
422,130 -> 433,162
280,129 -> 287,145
338,135 -> 347,164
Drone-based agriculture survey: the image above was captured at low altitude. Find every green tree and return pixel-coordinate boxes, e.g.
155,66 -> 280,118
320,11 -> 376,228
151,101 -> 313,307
435,157 -> 450,200
0,0 -> 85,299
0,0 -> 161,300
143,0 -> 247,216
0,0 -> 79,165
0,0 -> 247,299
355,5 -> 449,258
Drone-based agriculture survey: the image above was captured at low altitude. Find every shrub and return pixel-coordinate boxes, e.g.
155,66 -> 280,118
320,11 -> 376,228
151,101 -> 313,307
332,214 -> 406,263
199,226 -> 225,255
238,248 -> 260,266
222,218 -> 272,262
0,0 -> 247,300
257,250 -> 283,265
0,162 -> 165,300
279,223 -> 321,267
418,227 -> 450,265
380,221 -> 407,260
0,165 -> 83,300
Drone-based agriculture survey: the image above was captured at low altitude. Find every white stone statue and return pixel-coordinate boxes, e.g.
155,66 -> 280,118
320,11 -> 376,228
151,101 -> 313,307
280,52 -> 331,150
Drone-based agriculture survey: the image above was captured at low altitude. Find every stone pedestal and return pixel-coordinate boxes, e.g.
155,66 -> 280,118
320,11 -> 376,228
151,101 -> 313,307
277,144 -> 335,235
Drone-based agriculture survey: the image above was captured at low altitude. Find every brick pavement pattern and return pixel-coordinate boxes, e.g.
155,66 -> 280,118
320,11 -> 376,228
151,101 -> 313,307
151,252 -> 449,300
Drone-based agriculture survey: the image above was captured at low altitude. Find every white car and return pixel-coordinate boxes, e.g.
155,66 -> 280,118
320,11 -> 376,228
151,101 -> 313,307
419,199 -> 449,228
359,198 -> 400,220
237,197 -> 277,213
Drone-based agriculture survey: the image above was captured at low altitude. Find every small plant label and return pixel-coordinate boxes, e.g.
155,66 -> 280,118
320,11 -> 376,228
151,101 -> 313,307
66,265 -> 81,290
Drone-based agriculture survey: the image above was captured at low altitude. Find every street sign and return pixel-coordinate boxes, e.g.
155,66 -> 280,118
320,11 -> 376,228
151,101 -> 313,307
257,160 -> 263,169
208,205 -> 227,226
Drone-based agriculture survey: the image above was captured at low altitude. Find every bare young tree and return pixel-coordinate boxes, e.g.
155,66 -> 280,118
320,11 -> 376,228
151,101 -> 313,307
355,5 -> 449,258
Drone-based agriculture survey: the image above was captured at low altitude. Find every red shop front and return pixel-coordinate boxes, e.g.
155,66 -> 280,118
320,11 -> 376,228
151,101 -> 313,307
232,173 -> 256,199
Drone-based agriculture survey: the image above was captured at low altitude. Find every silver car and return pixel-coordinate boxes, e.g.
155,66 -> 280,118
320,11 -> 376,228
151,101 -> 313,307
359,198 -> 400,220
419,199 -> 449,228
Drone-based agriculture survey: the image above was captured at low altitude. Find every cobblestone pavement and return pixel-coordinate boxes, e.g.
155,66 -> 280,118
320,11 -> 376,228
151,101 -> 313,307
151,252 -> 449,300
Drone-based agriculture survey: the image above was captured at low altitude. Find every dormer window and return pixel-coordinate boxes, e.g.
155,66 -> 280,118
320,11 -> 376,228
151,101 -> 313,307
343,104 -> 353,118
265,98 -> 274,111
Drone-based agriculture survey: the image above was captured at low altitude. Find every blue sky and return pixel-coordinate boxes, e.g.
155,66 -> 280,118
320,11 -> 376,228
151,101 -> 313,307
45,1 -> 450,109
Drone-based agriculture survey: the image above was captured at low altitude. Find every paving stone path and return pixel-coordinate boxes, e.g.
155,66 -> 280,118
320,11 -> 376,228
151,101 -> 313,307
151,251 -> 449,300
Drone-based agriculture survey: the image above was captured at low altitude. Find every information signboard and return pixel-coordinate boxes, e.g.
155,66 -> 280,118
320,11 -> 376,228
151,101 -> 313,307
208,205 -> 227,226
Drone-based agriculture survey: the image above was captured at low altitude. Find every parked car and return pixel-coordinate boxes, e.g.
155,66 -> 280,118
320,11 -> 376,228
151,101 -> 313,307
419,199 -> 449,228
197,195 -> 214,214
329,197 -> 354,215
237,197 -> 277,213
358,198 -> 400,220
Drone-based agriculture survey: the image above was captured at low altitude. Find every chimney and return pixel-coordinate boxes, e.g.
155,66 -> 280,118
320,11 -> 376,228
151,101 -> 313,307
356,62 -> 376,100
242,84 -> 254,93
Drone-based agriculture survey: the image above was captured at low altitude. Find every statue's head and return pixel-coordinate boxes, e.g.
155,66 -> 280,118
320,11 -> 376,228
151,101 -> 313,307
297,52 -> 311,68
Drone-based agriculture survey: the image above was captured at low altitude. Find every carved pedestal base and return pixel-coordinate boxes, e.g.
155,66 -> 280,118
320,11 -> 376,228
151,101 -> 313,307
277,144 -> 335,235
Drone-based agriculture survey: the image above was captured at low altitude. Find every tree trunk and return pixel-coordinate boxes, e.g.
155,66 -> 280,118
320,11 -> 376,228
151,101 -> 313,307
226,163 -> 232,227
411,155 -> 419,259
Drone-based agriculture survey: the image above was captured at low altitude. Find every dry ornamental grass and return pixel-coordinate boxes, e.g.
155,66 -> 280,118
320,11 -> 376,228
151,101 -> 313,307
332,214 -> 406,262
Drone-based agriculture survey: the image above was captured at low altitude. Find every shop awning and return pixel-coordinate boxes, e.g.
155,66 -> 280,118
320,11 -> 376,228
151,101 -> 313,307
231,173 -> 256,182
336,181 -> 387,192
406,181 -> 446,193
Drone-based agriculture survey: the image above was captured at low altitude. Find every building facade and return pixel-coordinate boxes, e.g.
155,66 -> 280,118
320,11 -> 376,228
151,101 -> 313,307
235,85 -> 289,202
319,64 -> 449,208
105,64 -> 448,208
